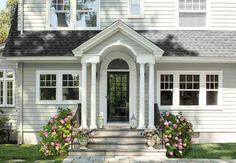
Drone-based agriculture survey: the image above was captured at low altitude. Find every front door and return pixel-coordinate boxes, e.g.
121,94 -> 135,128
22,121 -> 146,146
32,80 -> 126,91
107,72 -> 129,122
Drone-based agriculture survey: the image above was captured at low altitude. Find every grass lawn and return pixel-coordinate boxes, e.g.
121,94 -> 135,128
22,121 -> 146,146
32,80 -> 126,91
0,144 -> 67,163
184,143 -> 236,159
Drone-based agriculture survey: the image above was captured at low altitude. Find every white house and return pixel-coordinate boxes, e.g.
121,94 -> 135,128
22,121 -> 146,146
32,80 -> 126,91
2,0 -> 236,145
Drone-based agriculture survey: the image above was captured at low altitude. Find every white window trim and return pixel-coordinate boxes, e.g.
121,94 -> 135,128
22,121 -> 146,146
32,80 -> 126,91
46,0 -> 100,30
176,0 -> 210,30
36,70 -> 81,105
157,71 -> 223,111
0,69 -> 15,107
128,0 -> 144,19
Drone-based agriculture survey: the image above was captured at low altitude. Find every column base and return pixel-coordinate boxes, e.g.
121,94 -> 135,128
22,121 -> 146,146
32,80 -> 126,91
79,125 -> 88,129
89,125 -> 97,129
137,125 -> 146,130
147,125 -> 156,129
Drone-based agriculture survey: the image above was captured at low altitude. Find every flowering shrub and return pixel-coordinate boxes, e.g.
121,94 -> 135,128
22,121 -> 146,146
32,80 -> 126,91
39,107 -> 75,156
160,111 -> 193,158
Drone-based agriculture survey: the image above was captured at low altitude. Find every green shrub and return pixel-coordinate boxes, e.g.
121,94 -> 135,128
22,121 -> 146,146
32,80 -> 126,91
39,107 -> 75,156
160,111 -> 193,158
0,109 -> 9,143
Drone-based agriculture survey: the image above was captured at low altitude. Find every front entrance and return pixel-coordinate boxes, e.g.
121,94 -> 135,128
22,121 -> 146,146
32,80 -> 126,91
107,72 -> 129,122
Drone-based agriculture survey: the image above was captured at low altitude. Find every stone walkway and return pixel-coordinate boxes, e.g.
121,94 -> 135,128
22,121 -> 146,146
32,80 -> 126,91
62,156 -> 236,163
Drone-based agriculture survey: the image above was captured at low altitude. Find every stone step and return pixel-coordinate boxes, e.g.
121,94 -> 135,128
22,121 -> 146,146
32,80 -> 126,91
87,143 -> 146,150
94,130 -> 144,137
73,137 -> 146,144
68,149 -> 167,157
72,143 -> 147,151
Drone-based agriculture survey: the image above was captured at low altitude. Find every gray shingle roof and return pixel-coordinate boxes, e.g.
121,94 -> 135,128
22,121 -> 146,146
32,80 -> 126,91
3,7 -> 236,57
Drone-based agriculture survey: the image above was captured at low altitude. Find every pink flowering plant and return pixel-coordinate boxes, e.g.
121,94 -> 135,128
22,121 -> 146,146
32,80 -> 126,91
39,107 -> 76,156
160,111 -> 193,158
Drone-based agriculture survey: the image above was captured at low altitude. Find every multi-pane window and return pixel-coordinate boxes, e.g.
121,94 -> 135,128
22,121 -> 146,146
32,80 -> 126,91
77,0 -> 97,27
179,74 -> 200,105
40,74 -> 57,100
49,0 -> 98,29
37,71 -> 80,104
0,70 -> 14,106
206,75 -> 218,105
129,0 -> 142,17
50,0 -> 71,28
160,74 -> 173,105
62,74 -> 79,100
179,0 -> 207,27
158,72 -> 221,108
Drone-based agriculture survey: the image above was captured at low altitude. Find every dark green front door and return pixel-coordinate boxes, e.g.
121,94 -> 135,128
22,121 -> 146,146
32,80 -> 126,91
107,72 -> 129,122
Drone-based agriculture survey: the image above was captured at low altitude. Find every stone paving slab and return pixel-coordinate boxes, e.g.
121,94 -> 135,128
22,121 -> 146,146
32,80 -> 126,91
62,157 -> 236,163
34,160 -> 55,162
6,159 -> 26,162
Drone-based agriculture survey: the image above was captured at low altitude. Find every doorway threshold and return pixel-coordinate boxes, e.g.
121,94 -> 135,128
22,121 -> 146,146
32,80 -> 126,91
106,122 -> 130,129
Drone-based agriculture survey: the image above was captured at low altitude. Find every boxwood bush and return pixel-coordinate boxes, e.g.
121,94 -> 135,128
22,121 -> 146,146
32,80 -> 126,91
160,111 -> 193,157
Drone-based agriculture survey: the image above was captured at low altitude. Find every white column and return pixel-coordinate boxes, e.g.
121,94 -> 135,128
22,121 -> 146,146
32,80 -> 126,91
90,63 -> 97,129
148,63 -> 155,129
81,63 -> 88,128
138,63 -> 146,129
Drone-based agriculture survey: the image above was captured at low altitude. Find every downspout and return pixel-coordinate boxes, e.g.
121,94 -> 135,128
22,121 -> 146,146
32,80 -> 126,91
18,62 -> 23,144
20,0 -> 24,34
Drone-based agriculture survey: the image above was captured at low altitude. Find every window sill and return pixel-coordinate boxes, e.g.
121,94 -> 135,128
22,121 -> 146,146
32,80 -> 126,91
36,100 -> 80,105
128,16 -> 144,19
46,27 -> 100,31
176,27 -> 208,30
0,105 -> 15,108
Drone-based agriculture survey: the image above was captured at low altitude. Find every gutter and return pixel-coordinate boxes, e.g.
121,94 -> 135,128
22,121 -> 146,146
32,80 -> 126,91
156,56 -> 236,63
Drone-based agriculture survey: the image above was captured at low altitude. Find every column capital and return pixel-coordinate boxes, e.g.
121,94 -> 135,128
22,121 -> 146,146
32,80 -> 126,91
137,55 -> 155,64
81,55 -> 100,64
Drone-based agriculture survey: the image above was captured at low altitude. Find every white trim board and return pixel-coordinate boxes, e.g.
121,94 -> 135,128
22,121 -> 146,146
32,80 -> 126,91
6,56 -> 236,63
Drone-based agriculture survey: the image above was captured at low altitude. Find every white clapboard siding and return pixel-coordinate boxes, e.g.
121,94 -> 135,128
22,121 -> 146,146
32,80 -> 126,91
100,0 -> 176,30
155,63 -> 236,131
210,0 -> 236,29
18,0 -> 46,31
17,0 -> 236,30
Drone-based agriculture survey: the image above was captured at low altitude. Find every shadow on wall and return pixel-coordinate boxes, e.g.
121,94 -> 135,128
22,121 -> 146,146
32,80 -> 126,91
154,35 -> 199,56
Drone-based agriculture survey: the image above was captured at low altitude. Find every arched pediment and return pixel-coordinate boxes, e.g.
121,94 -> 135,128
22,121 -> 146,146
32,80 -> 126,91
72,20 -> 164,61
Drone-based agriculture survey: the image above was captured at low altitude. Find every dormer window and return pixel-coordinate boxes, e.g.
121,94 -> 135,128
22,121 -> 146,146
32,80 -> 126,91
50,0 -> 71,28
48,0 -> 99,30
179,0 -> 207,27
129,0 -> 143,18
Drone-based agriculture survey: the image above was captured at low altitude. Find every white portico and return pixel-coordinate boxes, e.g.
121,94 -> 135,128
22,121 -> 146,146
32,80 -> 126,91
73,21 -> 164,129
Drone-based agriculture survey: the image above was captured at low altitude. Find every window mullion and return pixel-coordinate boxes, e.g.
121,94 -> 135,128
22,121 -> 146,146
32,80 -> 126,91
57,73 -> 62,103
200,72 -> 206,108
71,0 -> 76,29
174,73 -> 179,107
3,80 -> 6,106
